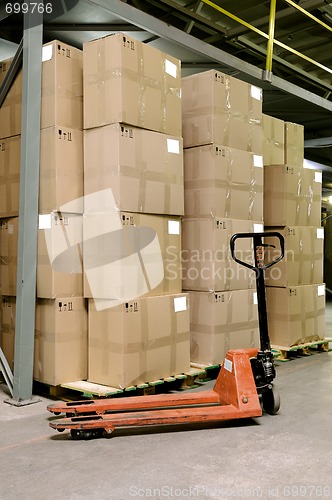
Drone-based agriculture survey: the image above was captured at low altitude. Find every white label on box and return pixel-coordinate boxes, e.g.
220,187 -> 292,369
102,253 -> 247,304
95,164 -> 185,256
317,228 -> 324,239
42,45 -> 53,62
7,224 -> 13,235
254,223 -> 264,233
165,59 -> 177,78
168,220 -> 180,235
314,171 -> 322,183
174,296 -> 187,312
317,284 -> 325,296
251,85 -> 262,101
253,292 -> 258,305
253,155 -> 263,168
167,138 -> 180,154
224,358 -> 232,373
39,214 -> 52,229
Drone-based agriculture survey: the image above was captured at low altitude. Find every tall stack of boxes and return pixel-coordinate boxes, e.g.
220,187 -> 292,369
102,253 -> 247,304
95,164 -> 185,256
82,33 -> 190,388
0,56 -> 23,370
0,41 -> 88,384
263,116 -> 325,347
0,35 -> 325,388
181,70 -> 264,366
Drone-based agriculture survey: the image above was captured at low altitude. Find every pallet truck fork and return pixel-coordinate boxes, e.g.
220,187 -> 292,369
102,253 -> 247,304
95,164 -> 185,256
47,231 -> 284,440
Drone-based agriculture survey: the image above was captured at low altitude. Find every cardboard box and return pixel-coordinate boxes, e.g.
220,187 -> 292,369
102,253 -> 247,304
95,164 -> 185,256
34,297 -> 87,386
0,127 -> 83,217
37,212 -> 83,298
182,218 -> 263,291
262,114 -> 284,166
83,33 -> 181,136
0,296 -> 16,370
88,293 -> 190,388
189,290 -> 259,366
83,211 -> 181,301
324,216 -> 332,291
41,40 -> 83,130
184,145 -> 263,221
265,226 -> 324,287
40,126 -> 83,214
266,284 -> 325,348
0,40 -> 83,138
182,70 -> 262,153
0,214 -> 83,297
285,121 -> 304,168
0,57 -> 13,85
84,123 -> 183,216
0,67 -> 22,139
0,135 -> 20,217
264,165 -> 322,226
0,217 -> 18,296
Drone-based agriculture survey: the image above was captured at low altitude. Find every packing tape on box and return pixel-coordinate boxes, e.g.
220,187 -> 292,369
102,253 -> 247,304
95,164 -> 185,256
169,297 -> 178,376
96,331 -> 190,356
225,151 -> 233,218
137,43 -> 148,130
185,179 -> 263,219
139,297 -> 149,383
313,285 -> 325,340
190,319 -> 259,336
34,326 -> 86,344
225,219 -> 233,291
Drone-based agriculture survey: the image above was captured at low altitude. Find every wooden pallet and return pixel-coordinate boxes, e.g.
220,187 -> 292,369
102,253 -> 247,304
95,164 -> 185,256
272,338 -> 332,361
32,367 -> 209,401
190,362 -> 221,382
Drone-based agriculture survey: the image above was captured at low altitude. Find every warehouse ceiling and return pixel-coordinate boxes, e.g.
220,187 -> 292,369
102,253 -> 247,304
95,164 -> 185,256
1,0 -> 332,191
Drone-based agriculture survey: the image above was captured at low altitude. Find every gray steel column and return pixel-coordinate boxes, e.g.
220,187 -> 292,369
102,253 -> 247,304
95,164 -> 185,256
9,3 -> 43,404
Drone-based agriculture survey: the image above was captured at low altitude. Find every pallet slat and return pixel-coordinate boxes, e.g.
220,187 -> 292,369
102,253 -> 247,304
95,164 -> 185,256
272,337 -> 332,361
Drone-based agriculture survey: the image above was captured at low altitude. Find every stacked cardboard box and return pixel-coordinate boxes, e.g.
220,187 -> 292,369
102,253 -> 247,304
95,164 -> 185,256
181,70 -> 263,365
0,41 -> 87,385
83,33 -> 190,388
263,116 -> 325,347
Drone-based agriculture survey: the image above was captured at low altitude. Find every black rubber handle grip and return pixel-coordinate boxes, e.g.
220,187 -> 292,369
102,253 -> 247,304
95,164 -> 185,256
230,231 -> 285,272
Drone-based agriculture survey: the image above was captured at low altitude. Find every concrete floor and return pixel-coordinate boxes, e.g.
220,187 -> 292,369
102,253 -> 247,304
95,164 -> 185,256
1,299 -> 332,500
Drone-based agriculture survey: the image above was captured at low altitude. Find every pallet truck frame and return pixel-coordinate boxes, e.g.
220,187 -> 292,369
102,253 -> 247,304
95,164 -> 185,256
47,231 -> 284,439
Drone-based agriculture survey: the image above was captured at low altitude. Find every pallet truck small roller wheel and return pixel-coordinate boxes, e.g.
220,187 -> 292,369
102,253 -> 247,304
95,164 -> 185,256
262,385 -> 280,415
70,428 -> 103,440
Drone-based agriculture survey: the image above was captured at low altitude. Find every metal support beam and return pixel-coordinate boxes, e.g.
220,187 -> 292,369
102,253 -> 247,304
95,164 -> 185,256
143,0 -> 219,36
84,0 -> 332,113
304,137 -> 332,148
44,23 -> 144,31
227,0 -> 325,38
263,0 -> 277,82
236,36 -> 332,94
184,0 -> 203,34
0,348 -> 14,397
8,2 -> 43,405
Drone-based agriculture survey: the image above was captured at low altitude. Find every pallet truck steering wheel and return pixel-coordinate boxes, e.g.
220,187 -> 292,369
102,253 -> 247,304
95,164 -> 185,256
230,231 -> 285,415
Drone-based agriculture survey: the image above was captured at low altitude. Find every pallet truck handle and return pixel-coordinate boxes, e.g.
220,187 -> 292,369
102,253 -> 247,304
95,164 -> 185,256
230,231 -> 284,273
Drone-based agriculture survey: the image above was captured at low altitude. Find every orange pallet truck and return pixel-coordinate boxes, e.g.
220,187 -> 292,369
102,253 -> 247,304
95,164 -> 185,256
47,231 -> 284,439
